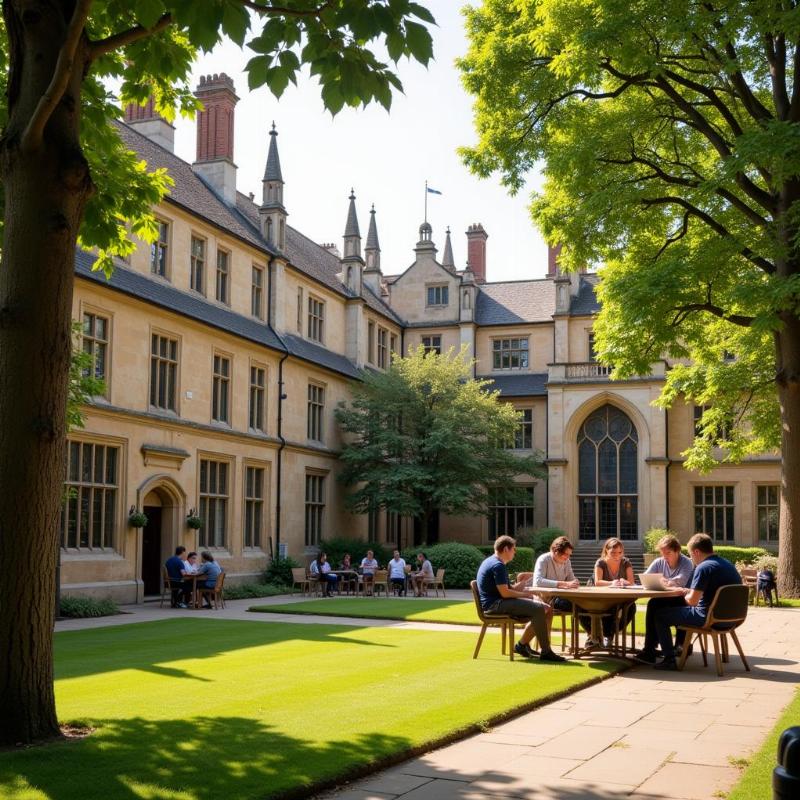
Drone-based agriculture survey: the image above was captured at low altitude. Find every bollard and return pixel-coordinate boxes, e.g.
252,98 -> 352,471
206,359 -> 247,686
773,726 -> 800,800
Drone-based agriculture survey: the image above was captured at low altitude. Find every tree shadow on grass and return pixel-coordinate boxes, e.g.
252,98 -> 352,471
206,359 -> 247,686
0,716 -> 414,800
56,619 -> 396,682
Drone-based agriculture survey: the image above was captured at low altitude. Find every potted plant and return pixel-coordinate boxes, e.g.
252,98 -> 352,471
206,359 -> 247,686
186,513 -> 203,530
128,509 -> 148,529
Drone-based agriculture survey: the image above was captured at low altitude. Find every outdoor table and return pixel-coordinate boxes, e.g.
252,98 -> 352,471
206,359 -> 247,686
530,586 -> 685,659
181,573 -> 202,609
330,570 -> 359,595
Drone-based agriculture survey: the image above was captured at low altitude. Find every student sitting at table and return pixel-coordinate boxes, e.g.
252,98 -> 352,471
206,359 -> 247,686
635,534 -> 694,664
339,553 -> 353,570
591,537 -> 637,647
411,552 -> 434,596
165,546 -> 192,608
182,551 -> 199,574
388,550 -> 408,596
360,550 -> 379,596
195,551 -> 223,609
310,551 -> 338,597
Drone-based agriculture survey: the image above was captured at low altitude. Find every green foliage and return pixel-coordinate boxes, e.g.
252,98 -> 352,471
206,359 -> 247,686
458,0 -> 791,470
224,582 -> 287,600
643,528 -> 679,554
735,554 -> 778,575
67,322 -> 106,432
336,346 -> 546,528
398,542 -> 484,589
477,544 -> 534,574
531,527 -> 564,555
128,511 -> 148,528
59,596 -> 120,618
318,538 -> 390,568
682,545 -> 769,565
263,555 -> 300,586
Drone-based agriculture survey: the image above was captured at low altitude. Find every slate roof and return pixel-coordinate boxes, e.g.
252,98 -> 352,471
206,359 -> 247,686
74,250 -> 286,352
475,279 -> 557,325
478,373 -> 549,397
280,334 -> 362,380
569,275 -> 601,315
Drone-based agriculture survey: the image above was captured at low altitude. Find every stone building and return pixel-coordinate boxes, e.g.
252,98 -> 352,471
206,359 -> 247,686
63,74 -> 780,602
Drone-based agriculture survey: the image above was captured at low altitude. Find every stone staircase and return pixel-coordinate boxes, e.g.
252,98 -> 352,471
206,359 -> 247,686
570,540 -> 645,584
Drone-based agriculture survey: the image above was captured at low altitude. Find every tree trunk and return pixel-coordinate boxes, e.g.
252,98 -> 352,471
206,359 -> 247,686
776,317 -> 800,598
0,3 -> 92,745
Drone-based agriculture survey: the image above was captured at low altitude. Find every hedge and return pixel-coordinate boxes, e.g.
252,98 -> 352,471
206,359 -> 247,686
317,538 -> 391,569
400,542 -> 484,589
59,596 -> 120,618
681,545 -> 770,565
224,582 -> 288,600
477,545 -> 534,574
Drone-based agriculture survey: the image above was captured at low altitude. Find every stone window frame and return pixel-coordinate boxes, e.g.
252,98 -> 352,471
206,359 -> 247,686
487,486 -> 535,542
307,294 -> 325,343
150,217 -> 171,279
243,460 -> 268,550
492,336 -> 529,370
211,350 -> 232,425
421,334 -> 442,355
755,484 -> 779,544
80,303 -> 112,399
189,233 -> 207,295
248,360 -> 267,434
251,264 -> 266,319
215,246 -> 231,305
304,469 -> 327,548
198,452 -> 234,550
426,283 -> 449,307
693,484 -> 736,543
149,328 -> 180,414
307,380 -> 326,443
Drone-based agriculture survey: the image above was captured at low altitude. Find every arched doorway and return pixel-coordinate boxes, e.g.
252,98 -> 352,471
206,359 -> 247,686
577,404 -> 638,540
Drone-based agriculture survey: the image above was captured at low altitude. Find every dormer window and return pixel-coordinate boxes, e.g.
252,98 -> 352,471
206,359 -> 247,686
426,285 -> 449,307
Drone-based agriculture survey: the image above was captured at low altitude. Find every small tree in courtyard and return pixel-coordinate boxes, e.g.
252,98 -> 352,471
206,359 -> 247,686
335,346 -> 545,543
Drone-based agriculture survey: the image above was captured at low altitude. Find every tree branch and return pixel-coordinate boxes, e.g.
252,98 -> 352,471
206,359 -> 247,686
21,0 -> 94,153
237,0 -> 333,18
670,301 -> 754,327
789,43 -> 800,121
89,13 -> 173,62
765,33 -> 790,120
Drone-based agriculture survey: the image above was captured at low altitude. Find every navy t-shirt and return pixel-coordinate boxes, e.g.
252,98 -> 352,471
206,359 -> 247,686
476,555 -> 509,610
690,554 -> 741,613
165,555 -> 185,582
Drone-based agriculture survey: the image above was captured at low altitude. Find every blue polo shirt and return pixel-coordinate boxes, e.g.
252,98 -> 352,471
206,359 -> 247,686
165,555 -> 185,582
476,554 -> 509,611
691,554 -> 741,613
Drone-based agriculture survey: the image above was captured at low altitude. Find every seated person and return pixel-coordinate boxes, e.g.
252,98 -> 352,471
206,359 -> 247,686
182,551 -> 199,574
532,536 -> 584,637
360,550 -> 379,595
635,534 -> 694,664
310,551 -> 338,597
592,537 -> 636,647
165,546 -> 191,608
339,553 -> 353,571
651,533 -> 742,670
338,553 -> 357,592
195,551 -> 223,609
476,535 -> 564,662
388,550 -> 408,596
411,552 -> 434,596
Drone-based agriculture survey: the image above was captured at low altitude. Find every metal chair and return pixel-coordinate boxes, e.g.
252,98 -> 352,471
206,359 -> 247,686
676,584 -> 751,676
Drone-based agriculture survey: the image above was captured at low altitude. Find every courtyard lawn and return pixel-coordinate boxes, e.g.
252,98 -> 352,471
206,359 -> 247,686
251,597 -> 648,633
727,685 -> 800,800
0,618 -> 622,800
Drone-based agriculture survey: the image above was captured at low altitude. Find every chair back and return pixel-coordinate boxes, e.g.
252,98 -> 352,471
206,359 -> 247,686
216,571 -> 226,593
470,580 -> 488,622
374,569 -> 387,581
162,566 -> 174,587
707,584 -> 750,627
740,567 -> 757,584
291,567 -> 306,582
435,568 -> 445,581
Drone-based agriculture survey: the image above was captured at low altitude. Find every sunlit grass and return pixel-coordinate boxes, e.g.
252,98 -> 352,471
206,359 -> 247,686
0,618 -> 623,800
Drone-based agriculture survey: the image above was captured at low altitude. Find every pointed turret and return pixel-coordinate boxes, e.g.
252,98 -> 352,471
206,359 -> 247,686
259,122 -> 287,250
365,205 -> 381,272
442,226 -> 455,272
343,189 -> 362,259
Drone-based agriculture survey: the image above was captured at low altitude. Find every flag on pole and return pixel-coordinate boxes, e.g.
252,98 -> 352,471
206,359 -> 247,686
426,186 -> 443,195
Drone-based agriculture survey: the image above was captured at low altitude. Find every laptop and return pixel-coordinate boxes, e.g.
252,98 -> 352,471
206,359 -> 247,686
638,572 -> 667,591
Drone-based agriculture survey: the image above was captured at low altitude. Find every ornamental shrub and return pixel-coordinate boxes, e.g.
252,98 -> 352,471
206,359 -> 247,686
477,544 -> 534,574
643,528 -> 679,553
400,542 -> 484,589
59,596 -> 119,618
264,555 -> 299,586
225,582 -> 288,599
680,545 -> 769,565
532,527 -> 565,555
318,538 -> 391,568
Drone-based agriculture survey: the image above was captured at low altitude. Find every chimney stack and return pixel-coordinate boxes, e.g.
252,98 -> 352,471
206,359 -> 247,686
547,243 -> 563,277
123,96 -> 175,152
465,223 -> 488,284
192,73 -> 238,205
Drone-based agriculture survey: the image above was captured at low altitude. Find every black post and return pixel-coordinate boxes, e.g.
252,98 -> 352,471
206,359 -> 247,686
774,726 -> 800,799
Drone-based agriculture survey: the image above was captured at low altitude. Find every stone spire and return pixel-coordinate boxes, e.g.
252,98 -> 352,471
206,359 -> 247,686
365,204 -> 381,273
442,226 -> 455,272
259,122 -> 287,251
343,189 -> 362,259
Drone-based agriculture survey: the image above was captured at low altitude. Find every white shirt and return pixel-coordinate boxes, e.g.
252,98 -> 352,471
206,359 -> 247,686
361,557 -> 378,575
388,558 -> 406,579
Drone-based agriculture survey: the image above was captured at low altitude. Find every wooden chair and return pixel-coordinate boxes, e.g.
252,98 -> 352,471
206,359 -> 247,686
306,570 -> 325,597
470,580 -> 528,661
372,570 -> 389,597
161,566 -> 181,608
200,571 -> 226,610
740,567 -> 757,604
425,568 -> 446,598
676,584 -> 751,677
292,567 -> 310,596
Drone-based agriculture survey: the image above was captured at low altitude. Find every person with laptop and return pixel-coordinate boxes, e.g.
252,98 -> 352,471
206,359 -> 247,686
634,534 -> 694,664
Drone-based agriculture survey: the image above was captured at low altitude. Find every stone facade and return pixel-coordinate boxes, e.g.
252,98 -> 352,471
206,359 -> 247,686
64,79 -> 779,603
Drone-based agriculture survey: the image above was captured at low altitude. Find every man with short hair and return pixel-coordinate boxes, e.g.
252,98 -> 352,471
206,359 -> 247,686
635,534 -> 694,664
476,535 -> 565,662
388,550 -> 408,596
360,549 -> 378,596
650,533 -> 741,670
165,546 -> 189,608
411,552 -> 434,597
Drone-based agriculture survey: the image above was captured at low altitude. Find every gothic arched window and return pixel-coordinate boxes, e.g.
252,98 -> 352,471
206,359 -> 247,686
577,404 -> 638,540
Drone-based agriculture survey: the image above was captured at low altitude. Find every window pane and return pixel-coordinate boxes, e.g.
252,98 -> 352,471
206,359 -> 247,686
598,440 -> 617,493
578,439 -> 596,494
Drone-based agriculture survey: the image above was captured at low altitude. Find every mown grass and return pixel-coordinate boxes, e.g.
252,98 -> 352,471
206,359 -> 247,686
250,597 -> 648,633
726,685 -> 800,800
0,618 -> 622,800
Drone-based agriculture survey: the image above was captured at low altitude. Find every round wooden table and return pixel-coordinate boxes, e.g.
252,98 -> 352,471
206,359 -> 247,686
530,586 -> 685,658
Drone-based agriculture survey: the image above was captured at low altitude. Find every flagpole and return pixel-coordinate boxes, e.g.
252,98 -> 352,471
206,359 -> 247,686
424,180 -> 428,223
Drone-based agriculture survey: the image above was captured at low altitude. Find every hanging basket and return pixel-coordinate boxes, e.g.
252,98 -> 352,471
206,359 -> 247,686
128,510 -> 148,529
186,514 -> 203,530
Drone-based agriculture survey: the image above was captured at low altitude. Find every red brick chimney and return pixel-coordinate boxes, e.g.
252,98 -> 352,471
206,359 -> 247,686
195,73 -> 237,162
122,96 -> 175,152
192,73 -> 238,205
547,243 -> 563,277
465,223 -> 488,284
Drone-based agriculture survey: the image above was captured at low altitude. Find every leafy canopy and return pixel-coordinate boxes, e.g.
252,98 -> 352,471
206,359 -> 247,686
335,346 -> 545,519
0,0 -> 435,274
458,0 -> 797,470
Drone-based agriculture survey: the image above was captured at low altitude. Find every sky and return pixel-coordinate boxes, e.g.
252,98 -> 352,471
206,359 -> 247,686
169,1 -> 547,283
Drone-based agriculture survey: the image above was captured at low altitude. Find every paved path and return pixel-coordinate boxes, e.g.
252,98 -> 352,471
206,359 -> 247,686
56,595 -> 800,800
